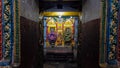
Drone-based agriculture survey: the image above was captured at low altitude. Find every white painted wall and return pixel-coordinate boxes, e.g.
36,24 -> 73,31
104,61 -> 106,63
82,0 -> 101,23
20,0 -> 39,22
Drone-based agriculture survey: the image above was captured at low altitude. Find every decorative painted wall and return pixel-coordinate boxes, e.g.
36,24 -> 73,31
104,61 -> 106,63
100,0 -> 120,67
0,0 -> 20,67
106,0 -> 119,65
1,0 -> 14,65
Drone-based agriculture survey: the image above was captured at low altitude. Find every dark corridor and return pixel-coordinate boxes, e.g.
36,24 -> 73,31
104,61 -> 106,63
19,16 -> 100,68
19,0 -> 100,68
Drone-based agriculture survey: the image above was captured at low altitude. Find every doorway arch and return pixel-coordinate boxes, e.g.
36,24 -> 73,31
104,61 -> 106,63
39,11 -> 82,68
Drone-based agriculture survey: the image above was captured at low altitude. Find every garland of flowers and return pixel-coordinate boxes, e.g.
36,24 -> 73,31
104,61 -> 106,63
106,0 -> 119,65
0,0 -> 2,60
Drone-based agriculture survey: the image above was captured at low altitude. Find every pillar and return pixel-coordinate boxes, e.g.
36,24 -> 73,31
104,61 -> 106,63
0,0 -> 20,67
100,0 -> 120,67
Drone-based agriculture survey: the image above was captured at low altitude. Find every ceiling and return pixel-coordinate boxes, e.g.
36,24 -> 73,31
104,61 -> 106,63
39,0 -> 82,12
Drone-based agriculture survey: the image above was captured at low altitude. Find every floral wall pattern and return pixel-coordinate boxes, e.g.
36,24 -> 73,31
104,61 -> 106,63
100,0 -> 120,67
106,0 -> 119,65
2,0 -> 14,65
0,0 -> 20,66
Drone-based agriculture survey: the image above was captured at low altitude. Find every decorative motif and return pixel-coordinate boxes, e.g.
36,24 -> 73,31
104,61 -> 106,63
2,0 -> 14,63
100,0 -> 120,66
0,0 -> 20,66
106,0 -> 119,65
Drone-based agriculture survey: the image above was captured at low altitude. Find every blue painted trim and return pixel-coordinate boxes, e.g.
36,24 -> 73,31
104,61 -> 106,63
106,0 -> 111,64
44,17 -> 46,48
1,0 -> 4,59
10,0 -> 14,64
0,0 -> 14,66
106,0 -> 118,65
74,17 -> 78,45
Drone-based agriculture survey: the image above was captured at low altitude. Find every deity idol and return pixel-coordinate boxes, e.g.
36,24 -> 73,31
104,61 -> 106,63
48,28 -> 57,46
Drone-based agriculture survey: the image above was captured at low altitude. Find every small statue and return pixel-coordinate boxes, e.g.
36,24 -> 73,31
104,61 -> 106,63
57,32 -> 63,46
63,27 -> 72,46
48,28 -> 57,46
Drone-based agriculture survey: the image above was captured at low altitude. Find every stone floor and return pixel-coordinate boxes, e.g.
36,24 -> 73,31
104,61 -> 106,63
44,62 -> 77,68
0,66 -> 11,68
43,46 -> 77,68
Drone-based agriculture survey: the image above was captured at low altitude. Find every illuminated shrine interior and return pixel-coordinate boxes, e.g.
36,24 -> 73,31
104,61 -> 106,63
0,0 -> 120,68
40,1 -> 81,68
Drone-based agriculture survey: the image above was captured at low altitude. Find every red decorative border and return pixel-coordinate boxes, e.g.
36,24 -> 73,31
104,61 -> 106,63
117,0 -> 120,62
118,19 -> 120,62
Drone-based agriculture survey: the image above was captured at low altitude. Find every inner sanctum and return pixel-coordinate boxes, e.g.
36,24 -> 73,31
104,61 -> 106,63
44,15 -> 79,47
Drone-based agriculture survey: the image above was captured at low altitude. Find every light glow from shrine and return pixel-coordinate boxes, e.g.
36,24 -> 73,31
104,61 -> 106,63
42,12 -> 81,16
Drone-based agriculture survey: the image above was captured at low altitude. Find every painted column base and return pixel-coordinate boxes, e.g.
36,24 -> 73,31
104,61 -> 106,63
99,63 -> 107,68
11,63 -> 20,68
100,63 -> 119,68
0,66 -> 11,68
106,64 -> 118,68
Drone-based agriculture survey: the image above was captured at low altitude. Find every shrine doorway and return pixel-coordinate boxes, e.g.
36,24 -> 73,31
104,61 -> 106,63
39,12 -> 81,68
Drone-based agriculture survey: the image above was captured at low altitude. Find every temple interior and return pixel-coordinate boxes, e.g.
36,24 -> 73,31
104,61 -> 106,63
0,0 -> 120,68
